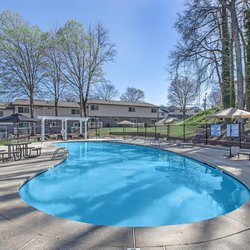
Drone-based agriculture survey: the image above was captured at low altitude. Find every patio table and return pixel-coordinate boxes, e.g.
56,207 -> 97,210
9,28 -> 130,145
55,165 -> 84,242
4,142 -> 32,158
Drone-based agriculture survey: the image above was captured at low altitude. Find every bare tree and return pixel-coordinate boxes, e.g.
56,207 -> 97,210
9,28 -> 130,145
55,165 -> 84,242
0,10 -> 48,133
92,81 -> 119,100
43,32 -> 66,116
63,92 -> 78,102
208,86 -> 223,107
120,87 -> 145,102
57,21 -> 116,117
169,0 -> 248,110
167,76 -> 198,119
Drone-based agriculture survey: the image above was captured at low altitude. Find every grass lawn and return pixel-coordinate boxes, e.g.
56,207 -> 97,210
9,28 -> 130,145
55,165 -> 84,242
89,124 -> 205,139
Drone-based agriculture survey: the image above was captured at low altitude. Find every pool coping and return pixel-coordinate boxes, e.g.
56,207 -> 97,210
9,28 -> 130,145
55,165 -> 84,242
1,139 -> 250,248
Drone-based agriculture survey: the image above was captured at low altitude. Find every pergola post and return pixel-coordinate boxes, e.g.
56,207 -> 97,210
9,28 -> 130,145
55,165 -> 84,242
41,118 -> 45,142
37,116 -> 89,141
65,119 -> 68,140
80,121 -> 83,134
84,120 -> 88,139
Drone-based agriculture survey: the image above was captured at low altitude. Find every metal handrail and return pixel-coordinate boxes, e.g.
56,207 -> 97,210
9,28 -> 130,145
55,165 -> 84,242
51,147 -> 69,160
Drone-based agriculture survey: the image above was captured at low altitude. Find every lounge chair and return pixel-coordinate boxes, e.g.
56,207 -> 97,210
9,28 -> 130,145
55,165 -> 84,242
237,150 -> 250,161
178,134 -> 202,148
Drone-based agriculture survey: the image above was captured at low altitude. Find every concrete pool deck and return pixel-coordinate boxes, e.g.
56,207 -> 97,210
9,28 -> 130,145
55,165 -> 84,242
0,140 -> 249,250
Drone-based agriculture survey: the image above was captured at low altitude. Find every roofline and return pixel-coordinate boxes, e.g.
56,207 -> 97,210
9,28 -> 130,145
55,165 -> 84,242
12,99 -> 159,108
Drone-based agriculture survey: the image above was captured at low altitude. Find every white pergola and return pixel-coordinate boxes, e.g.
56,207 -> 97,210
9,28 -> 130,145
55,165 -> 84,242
37,116 -> 89,141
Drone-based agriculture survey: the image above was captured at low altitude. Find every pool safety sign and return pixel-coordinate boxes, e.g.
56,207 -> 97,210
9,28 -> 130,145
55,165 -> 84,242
227,124 -> 239,137
211,124 -> 221,136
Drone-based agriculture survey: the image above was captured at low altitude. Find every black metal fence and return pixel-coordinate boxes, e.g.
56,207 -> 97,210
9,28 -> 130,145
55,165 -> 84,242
1,121 -> 250,149
89,122 -> 250,149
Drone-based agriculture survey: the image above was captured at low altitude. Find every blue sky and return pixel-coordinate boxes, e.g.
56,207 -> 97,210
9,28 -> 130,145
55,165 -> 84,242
0,0 -> 185,105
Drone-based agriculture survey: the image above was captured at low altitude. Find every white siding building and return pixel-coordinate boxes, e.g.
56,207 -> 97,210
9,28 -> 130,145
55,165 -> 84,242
0,99 -> 160,135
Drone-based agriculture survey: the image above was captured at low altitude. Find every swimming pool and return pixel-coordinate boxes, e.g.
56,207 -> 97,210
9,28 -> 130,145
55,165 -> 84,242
19,142 -> 250,227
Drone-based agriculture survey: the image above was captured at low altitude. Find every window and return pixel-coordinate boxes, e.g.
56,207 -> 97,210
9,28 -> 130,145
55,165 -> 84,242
151,119 -> 157,124
18,106 -> 29,113
0,111 -> 3,117
151,108 -> 157,113
18,122 -> 30,128
128,107 -> 135,112
71,109 -> 80,115
90,105 -> 99,111
114,118 -> 119,122
130,118 -> 137,123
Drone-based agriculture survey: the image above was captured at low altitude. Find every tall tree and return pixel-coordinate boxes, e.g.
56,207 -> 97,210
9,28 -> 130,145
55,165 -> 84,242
58,21 -> 116,117
0,11 -> 48,125
167,76 -> 198,119
92,81 -> 119,101
245,8 -> 250,110
43,32 -> 66,116
229,0 -> 244,109
120,87 -> 145,102
169,0 -> 248,109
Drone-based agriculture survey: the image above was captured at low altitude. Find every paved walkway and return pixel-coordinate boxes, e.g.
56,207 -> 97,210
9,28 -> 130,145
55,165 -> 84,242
0,140 -> 249,250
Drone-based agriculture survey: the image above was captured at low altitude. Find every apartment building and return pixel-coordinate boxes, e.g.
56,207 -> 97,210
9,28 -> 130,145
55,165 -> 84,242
159,105 -> 201,119
0,99 -> 160,136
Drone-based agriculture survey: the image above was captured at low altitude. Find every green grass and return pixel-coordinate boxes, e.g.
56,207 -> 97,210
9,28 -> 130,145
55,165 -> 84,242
89,108 -> 223,138
180,107 -> 222,125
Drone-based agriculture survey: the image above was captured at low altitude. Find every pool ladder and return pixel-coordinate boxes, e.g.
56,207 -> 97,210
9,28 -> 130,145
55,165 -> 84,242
51,147 -> 69,160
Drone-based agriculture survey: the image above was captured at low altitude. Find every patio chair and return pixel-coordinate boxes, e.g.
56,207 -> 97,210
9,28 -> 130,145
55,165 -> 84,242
237,149 -> 250,161
178,134 -> 202,148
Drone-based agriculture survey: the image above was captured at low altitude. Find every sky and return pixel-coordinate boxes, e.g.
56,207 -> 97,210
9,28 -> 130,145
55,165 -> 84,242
0,0 -> 186,105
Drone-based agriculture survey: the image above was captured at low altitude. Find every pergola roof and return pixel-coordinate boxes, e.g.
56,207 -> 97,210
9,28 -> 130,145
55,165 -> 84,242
37,116 -> 89,121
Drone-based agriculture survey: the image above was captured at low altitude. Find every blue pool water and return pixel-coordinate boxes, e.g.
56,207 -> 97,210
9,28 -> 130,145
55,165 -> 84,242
19,142 -> 250,227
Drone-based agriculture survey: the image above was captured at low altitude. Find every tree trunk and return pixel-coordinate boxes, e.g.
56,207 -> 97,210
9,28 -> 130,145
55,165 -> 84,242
29,93 -> 35,135
220,0 -> 232,108
246,9 -> 250,110
230,20 -> 236,107
55,99 -> 58,116
230,0 -> 244,109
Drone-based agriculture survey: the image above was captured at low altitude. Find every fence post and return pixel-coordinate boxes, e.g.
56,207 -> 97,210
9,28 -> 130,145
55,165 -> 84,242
109,125 -> 111,135
145,124 -> 147,138
154,125 -> 157,139
239,122 -> 241,148
183,123 -> 186,142
205,123 -> 208,145
137,124 -> 138,137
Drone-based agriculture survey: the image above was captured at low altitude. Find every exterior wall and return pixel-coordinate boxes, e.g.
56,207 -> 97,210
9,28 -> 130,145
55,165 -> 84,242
0,109 -> 13,117
94,116 -> 158,127
15,104 -> 159,123
88,104 -> 158,119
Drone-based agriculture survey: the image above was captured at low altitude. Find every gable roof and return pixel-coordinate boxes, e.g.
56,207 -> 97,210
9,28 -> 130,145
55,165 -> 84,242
12,99 -> 158,108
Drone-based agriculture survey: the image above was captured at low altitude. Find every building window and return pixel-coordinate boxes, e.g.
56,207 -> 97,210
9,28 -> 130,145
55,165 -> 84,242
71,109 -> 80,115
151,108 -> 157,113
128,107 -> 135,112
18,107 -> 30,113
18,122 -> 30,128
0,111 -> 3,117
114,118 -> 119,122
90,105 -> 99,111
151,119 -> 157,125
